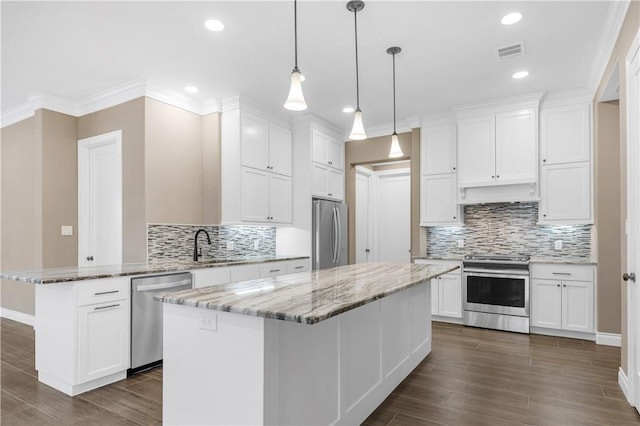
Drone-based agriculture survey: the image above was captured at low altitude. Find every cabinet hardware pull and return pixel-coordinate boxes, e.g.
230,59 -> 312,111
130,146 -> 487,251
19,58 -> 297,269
556,284 -> 560,287
86,256 -> 94,261
552,272 -> 571,275
94,290 -> 119,296
328,193 -> 333,196
453,216 -> 456,219
563,284 -> 567,287
94,304 -> 120,311
543,159 -> 547,163
270,269 -> 281,273
295,266 -> 304,269
453,167 -> 456,170
491,175 -> 495,179
496,175 -> 500,178
543,214 -> 547,217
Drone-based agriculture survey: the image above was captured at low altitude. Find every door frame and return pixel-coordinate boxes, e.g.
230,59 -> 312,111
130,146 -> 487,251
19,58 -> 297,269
77,130 -> 123,267
355,166 -> 374,263
624,28 -> 640,411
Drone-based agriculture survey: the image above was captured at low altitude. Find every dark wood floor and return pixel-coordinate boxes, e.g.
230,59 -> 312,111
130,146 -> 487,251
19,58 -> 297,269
1,318 -> 639,426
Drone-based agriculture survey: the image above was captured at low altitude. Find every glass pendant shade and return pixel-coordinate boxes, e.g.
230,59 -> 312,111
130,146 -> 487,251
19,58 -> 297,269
388,132 -> 404,158
284,69 -> 307,111
349,109 -> 367,140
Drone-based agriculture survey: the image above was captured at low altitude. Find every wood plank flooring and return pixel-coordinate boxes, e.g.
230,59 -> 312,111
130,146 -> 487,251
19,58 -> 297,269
2,318 -> 639,425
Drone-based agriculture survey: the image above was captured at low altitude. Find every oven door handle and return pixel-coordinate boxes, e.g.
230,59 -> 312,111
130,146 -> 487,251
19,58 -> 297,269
464,270 -> 530,279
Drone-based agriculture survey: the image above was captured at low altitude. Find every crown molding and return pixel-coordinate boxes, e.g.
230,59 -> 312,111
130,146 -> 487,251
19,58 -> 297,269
587,0 -> 631,96
1,80 -> 222,128
362,120 -> 412,140
541,89 -> 593,108
451,91 -> 545,117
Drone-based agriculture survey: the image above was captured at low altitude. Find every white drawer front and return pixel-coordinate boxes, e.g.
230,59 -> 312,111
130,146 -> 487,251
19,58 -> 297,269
286,259 -> 310,274
77,278 -> 129,306
259,262 -> 287,278
193,267 -> 230,289
531,263 -> 594,281
230,264 -> 260,282
413,259 -> 462,275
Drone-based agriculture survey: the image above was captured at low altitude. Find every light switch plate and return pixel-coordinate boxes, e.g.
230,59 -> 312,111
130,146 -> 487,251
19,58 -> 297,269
457,240 -> 464,248
554,240 -> 563,250
61,225 -> 73,236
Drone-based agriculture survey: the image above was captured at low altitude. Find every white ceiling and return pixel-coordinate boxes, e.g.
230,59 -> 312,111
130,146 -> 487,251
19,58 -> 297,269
1,1 -> 617,133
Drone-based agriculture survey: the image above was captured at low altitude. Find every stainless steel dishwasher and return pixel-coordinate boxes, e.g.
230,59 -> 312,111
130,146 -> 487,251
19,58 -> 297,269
130,272 -> 192,374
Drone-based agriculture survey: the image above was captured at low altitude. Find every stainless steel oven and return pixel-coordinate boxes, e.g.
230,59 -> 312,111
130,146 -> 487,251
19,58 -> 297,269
463,254 -> 530,334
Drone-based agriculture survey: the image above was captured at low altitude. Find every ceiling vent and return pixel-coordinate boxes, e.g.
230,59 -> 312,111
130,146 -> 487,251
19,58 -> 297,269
498,42 -> 525,60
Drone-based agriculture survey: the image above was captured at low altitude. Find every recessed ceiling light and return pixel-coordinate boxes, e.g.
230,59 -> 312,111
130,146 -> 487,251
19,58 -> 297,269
512,71 -> 529,79
342,107 -> 355,113
184,86 -> 199,93
205,19 -> 224,32
501,12 -> 523,25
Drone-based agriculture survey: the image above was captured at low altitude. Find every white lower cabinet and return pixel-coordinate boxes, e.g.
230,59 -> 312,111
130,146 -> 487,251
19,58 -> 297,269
415,259 -> 462,322
531,264 -> 595,334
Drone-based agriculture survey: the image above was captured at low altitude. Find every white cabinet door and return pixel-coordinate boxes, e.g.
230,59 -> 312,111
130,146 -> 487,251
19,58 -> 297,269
420,174 -> 458,225
531,279 -> 562,329
327,138 -> 344,171
241,167 -> 270,222
269,124 -> 292,177
457,115 -> 495,186
495,108 -> 536,184
230,264 -> 260,282
77,299 -> 129,384
438,274 -> 462,318
540,104 -> 590,165
539,162 -> 591,223
312,163 -> 329,198
312,129 -> 329,165
562,280 -> 594,333
431,279 -> 439,315
241,113 -> 270,172
421,124 -> 456,175
269,173 -> 292,223
193,267 -> 231,289
328,168 -> 344,201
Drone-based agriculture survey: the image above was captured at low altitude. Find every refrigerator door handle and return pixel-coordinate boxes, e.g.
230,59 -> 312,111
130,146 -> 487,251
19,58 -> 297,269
335,206 -> 342,264
332,207 -> 339,264
314,201 -> 320,270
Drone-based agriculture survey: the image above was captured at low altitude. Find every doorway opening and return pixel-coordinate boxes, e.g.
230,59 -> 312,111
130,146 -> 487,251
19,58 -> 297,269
355,161 -> 411,264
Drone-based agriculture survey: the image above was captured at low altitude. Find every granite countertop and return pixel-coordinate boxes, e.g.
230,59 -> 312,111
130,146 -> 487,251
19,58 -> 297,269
413,255 -> 596,265
0,256 -> 309,284
155,262 -> 457,325
412,256 -> 463,261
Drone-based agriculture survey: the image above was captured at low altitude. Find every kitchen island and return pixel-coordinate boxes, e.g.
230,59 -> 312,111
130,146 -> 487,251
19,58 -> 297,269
156,262 -> 457,426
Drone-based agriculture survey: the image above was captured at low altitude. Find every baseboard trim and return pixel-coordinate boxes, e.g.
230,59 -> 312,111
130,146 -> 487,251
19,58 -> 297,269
596,332 -> 622,347
619,367 -> 633,405
0,308 -> 35,327
530,326 -> 595,341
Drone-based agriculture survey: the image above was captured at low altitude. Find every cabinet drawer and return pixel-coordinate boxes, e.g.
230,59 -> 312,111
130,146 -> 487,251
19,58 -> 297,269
286,259 -> 310,274
531,264 -> 594,281
230,264 -> 260,282
414,259 -> 462,275
77,278 -> 129,306
259,262 -> 287,278
193,268 -> 230,289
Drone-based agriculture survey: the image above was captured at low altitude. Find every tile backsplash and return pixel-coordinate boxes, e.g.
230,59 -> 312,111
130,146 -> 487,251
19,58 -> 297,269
147,224 -> 276,262
426,203 -> 591,259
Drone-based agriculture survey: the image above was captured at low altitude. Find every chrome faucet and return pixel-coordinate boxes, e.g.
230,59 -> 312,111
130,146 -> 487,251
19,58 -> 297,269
193,229 -> 212,261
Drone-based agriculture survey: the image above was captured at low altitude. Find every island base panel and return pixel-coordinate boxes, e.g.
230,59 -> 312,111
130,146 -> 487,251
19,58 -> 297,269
162,281 -> 431,425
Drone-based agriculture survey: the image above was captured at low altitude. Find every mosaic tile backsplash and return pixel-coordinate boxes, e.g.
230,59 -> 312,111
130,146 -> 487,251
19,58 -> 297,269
147,224 -> 276,262
427,203 -> 592,259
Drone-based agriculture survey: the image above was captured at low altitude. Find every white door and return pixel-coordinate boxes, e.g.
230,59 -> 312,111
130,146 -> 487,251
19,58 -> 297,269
530,279 -> 562,329
420,174 -> 458,225
240,112 -> 270,171
268,173 -> 292,224
625,29 -> 640,413
241,167 -> 269,222
539,162 -> 591,222
562,280 -> 594,333
438,274 -> 462,318
355,169 -> 371,263
421,124 -> 456,175
376,170 -> 411,263
494,108 -> 537,183
268,124 -> 292,177
327,169 -> 344,201
78,131 -> 122,267
327,138 -> 344,171
540,104 -> 590,165
457,115 -> 495,185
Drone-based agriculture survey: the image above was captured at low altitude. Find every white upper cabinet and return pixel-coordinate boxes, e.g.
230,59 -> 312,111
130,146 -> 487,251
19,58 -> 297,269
457,108 -> 537,187
421,124 -> 456,175
241,112 -> 292,177
241,167 -> 292,224
269,173 -> 293,223
539,162 -> 591,223
457,115 -> 495,186
420,174 -> 460,225
540,104 -> 590,165
494,108 -> 537,183
312,129 -> 344,171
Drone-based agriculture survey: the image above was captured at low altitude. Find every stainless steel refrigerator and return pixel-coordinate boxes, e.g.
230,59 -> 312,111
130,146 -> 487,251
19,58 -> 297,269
312,199 -> 348,270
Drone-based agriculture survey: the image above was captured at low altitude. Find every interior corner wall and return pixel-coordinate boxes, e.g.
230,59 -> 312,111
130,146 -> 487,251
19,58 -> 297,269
1,116 -> 40,315
144,98 -> 204,225
410,128 -> 422,258
77,97 -> 146,263
593,0 -> 640,374
344,132 -> 413,263
202,112 -> 221,225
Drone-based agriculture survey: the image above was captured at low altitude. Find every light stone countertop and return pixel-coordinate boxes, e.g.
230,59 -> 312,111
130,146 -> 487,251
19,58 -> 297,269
413,255 -> 596,265
0,255 -> 309,284
155,262 -> 458,324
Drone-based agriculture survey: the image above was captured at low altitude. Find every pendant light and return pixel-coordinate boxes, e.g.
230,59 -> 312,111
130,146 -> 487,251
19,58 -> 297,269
347,1 -> 367,140
387,46 -> 404,158
284,0 -> 307,111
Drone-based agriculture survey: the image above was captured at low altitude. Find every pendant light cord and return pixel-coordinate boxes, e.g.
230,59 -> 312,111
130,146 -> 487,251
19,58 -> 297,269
392,52 -> 396,134
294,0 -> 298,68
354,8 -> 360,109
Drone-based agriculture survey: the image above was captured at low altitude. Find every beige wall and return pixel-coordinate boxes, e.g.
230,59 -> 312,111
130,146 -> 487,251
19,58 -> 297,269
593,1 -> 639,374
202,112 -> 222,225
344,131 -> 418,263
1,117 -> 40,314
78,98 -> 146,263
144,98 -> 204,225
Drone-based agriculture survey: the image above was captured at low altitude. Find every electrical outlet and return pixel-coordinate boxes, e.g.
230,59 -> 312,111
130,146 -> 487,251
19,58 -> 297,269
61,225 -> 73,236
199,316 -> 217,332
226,241 -> 235,251
457,239 -> 464,248
554,240 -> 563,250
253,240 -> 260,250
